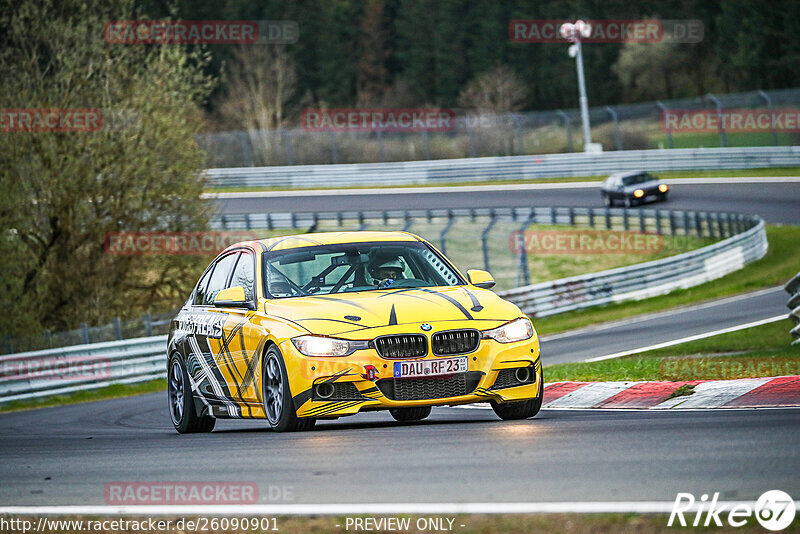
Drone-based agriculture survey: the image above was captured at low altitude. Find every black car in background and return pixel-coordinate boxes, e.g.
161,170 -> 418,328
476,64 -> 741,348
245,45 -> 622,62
601,171 -> 669,207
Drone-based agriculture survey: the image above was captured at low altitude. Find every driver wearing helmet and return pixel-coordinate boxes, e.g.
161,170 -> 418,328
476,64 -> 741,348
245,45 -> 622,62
368,256 -> 406,287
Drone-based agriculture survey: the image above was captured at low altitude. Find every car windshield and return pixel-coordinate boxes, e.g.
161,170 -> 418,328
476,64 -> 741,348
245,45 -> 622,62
263,241 -> 463,298
621,173 -> 654,186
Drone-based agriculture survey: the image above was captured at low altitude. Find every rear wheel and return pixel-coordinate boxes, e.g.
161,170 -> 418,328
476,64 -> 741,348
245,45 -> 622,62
168,355 -> 215,434
491,368 -> 544,420
263,346 -> 316,432
390,406 -> 432,422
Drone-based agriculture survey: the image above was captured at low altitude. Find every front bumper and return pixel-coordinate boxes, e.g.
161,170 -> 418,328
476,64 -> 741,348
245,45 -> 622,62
279,327 -> 542,419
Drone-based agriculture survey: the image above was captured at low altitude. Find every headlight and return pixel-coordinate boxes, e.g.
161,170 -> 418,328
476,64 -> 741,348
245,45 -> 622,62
633,189 -> 645,198
482,318 -> 534,343
291,335 -> 369,357
658,184 -> 669,193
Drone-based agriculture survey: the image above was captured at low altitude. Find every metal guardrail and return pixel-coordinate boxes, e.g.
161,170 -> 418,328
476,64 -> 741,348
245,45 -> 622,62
205,146 -> 800,189
0,336 -> 167,404
0,208 -> 767,403
787,273 -> 800,345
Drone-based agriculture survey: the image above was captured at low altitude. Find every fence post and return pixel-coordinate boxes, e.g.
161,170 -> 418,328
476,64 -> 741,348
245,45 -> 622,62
280,128 -> 294,165
377,131 -> 386,162
556,110 -> 573,152
144,313 -> 152,337
80,323 -> 90,345
113,317 -> 122,340
656,101 -> 673,149
605,106 -> 623,150
422,131 -> 432,160
511,113 -> 524,155
481,212 -> 498,272
237,131 -> 253,167
706,94 -> 727,148
329,132 -> 339,164
515,213 -> 533,287
439,211 -> 457,255
758,90 -> 779,146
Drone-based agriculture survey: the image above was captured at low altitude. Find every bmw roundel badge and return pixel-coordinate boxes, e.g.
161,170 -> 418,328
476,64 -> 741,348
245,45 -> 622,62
420,323 -> 432,331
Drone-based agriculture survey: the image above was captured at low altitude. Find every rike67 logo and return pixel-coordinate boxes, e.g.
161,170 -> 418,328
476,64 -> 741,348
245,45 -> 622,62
669,490 -> 795,530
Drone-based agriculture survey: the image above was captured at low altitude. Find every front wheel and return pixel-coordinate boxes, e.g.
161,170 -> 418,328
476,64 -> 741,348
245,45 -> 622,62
262,346 -> 316,432
602,194 -> 613,208
390,406 -> 432,422
491,369 -> 544,420
168,355 -> 215,434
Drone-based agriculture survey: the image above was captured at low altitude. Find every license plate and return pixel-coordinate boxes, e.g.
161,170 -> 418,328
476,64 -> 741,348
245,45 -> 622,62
393,357 -> 467,378
645,195 -> 657,201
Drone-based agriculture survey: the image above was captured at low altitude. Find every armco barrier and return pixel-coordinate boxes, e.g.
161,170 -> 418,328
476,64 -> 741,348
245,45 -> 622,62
205,146 -> 800,189
787,273 -> 800,345
0,208 -> 767,404
0,336 -> 167,403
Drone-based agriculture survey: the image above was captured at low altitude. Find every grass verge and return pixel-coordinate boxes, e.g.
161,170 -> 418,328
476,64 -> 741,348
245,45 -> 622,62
545,318 -> 799,383
5,513 -> 797,533
534,225 -> 800,337
206,166 -> 800,193
0,379 -> 166,414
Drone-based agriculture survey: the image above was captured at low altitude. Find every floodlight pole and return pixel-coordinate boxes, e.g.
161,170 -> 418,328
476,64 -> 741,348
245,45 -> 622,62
573,37 -> 592,149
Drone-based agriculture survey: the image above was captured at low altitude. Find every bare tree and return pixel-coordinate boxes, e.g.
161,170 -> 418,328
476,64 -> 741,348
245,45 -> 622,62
458,65 -> 527,114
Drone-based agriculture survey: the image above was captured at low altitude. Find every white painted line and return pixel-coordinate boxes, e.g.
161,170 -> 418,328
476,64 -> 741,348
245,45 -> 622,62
1,501 -> 786,515
544,381 -> 635,409
653,377 -> 773,409
583,315 -> 787,363
541,286 -> 784,342
204,176 -> 800,199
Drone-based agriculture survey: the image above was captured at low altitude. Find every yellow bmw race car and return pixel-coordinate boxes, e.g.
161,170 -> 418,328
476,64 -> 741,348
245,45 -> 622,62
167,231 -> 542,433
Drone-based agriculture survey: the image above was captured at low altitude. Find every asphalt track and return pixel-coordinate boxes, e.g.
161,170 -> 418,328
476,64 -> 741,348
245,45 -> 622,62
211,179 -> 800,224
0,397 -> 798,505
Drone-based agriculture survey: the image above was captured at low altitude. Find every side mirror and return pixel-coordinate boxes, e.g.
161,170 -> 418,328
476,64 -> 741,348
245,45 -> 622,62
466,269 -> 496,289
214,286 -> 255,309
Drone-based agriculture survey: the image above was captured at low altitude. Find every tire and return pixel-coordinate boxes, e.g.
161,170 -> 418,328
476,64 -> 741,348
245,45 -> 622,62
168,355 -> 215,434
660,193 -> 669,203
262,346 -> 316,432
390,406 -> 432,422
491,368 -> 544,421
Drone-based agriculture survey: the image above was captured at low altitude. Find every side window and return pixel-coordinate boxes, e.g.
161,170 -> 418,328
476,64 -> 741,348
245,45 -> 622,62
203,253 -> 240,306
229,251 -> 255,301
193,266 -> 215,306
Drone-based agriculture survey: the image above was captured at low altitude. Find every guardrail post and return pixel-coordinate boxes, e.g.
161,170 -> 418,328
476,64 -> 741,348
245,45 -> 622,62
358,212 -> 368,231
655,210 -> 663,235
706,93 -> 727,148
668,210 -> 676,236
604,106 -> 623,150
556,110 -> 573,152
758,90 -> 779,146
622,209 -> 629,230
568,207 -> 575,226
481,212 -> 498,272
639,210 -> 646,233
402,211 -> 413,232
144,313 -> 152,337
604,208 -> 612,230
80,323 -> 89,344
683,211 -> 690,236
656,101 -> 673,149
694,212 -> 703,238
706,212 -> 716,240
113,317 -> 122,340
588,208 -> 595,228
439,211 -> 456,255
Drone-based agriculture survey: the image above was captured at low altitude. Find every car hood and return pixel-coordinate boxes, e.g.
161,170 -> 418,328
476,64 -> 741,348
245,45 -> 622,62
263,286 -> 522,336
622,180 -> 661,191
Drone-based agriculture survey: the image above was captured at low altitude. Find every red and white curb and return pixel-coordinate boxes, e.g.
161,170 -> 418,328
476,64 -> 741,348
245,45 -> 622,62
540,375 -> 800,409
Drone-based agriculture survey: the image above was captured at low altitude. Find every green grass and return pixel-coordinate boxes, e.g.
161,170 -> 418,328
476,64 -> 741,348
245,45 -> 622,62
534,225 -> 800,337
545,318 -> 800,383
0,379 -> 166,414
206,166 -> 800,193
